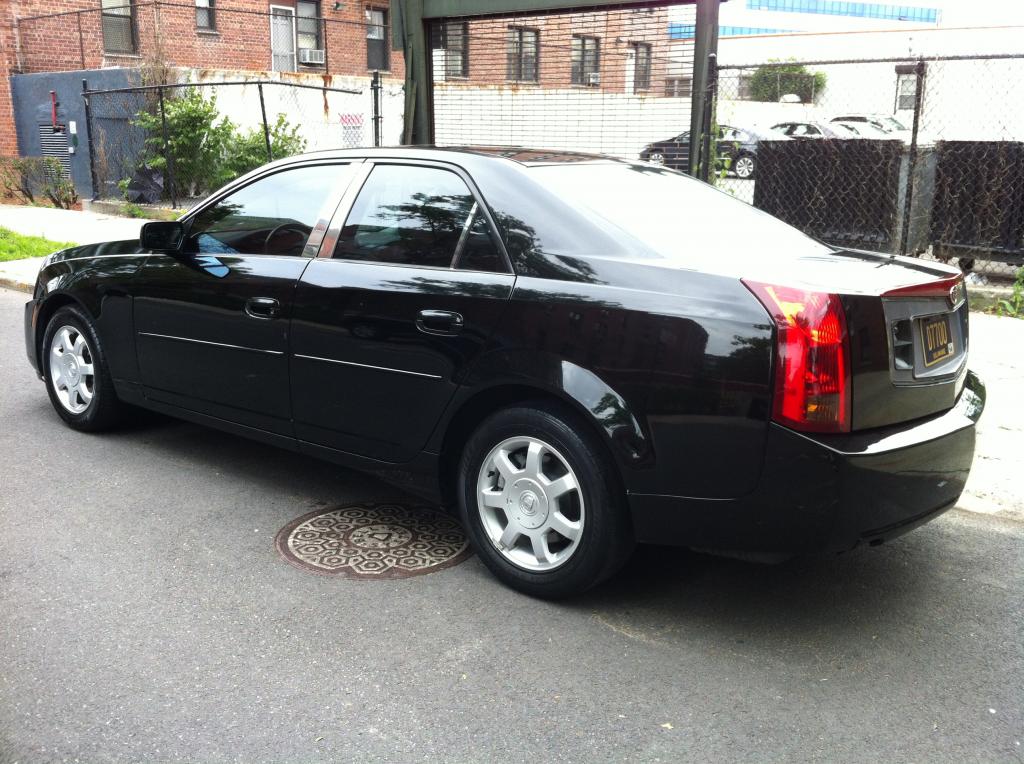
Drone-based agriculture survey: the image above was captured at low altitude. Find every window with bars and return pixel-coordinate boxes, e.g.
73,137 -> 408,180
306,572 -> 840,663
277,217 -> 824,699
506,27 -> 539,82
632,42 -> 652,92
101,0 -> 136,54
571,35 -> 600,86
366,8 -> 389,71
443,21 -> 468,78
896,71 -> 917,110
664,76 -> 691,97
297,1 -> 321,52
195,0 -> 215,30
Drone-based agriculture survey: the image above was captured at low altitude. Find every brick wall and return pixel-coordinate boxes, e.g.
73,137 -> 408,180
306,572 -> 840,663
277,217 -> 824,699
438,7 -> 687,96
11,1 -> 404,81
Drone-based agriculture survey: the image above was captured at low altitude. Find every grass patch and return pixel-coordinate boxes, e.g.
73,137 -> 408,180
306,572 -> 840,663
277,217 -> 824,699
0,226 -> 75,262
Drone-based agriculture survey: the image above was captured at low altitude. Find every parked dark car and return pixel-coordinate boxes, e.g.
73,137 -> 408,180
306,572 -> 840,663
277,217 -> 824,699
24,147 -> 984,598
771,121 -> 850,139
639,125 -> 787,178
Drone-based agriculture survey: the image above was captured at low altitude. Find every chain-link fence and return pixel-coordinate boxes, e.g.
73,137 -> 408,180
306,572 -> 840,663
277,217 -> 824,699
83,78 -> 400,208
429,3 -> 697,162
714,53 -> 1024,281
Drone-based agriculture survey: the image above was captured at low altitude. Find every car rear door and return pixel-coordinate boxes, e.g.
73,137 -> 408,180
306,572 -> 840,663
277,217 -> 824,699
133,161 -> 357,436
289,160 -> 515,463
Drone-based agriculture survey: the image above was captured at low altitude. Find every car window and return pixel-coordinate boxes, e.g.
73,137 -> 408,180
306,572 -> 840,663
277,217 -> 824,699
454,203 -> 506,273
806,125 -> 821,135
335,164 -> 487,268
186,164 -> 344,257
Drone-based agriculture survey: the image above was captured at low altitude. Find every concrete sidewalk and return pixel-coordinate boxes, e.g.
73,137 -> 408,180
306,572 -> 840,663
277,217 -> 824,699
0,204 -> 152,292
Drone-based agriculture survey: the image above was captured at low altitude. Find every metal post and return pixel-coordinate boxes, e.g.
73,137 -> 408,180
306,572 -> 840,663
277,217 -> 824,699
157,86 -> 178,209
81,79 -> 99,200
371,70 -> 382,147
77,12 -> 86,69
898,58 -> 927,257
258,82 -> 273,162
322,19 -> 330,73
688,0 -> 721,177
697,53 -> 717,183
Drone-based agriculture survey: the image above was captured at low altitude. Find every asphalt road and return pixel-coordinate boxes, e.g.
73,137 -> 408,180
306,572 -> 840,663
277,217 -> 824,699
1,286 -> 1021,763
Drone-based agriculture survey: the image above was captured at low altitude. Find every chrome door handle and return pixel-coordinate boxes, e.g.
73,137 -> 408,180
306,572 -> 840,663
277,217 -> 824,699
245,297 -> 280,320
416,309 -> 464,336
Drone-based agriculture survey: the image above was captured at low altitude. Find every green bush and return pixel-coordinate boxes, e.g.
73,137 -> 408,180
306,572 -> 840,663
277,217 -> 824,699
132,88 -> 237,198
0,156 -> 79,209
997,267 -> 1024,319
131,91 -> 307,200
748,62 -> 826,104
223,114 -> 308,179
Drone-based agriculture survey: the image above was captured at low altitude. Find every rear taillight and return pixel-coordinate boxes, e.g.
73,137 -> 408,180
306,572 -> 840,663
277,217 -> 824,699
743,280 -> 851,433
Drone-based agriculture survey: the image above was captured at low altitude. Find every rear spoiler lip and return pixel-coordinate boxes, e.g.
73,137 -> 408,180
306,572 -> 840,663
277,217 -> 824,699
881,274 -> 965,307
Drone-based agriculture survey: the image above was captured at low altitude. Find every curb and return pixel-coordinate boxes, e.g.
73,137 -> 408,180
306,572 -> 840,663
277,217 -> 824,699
0,278 -> 32,294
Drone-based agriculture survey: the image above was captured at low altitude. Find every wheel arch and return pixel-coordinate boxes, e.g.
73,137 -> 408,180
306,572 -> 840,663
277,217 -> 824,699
434,369 -> 649,508
33,292 -> 93,376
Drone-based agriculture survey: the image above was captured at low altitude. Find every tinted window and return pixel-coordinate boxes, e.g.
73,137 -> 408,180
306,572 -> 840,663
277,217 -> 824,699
186,164 -> 343,256
531,163 -> 832,268
455,204 -> 506,273
334,164 -> 480,268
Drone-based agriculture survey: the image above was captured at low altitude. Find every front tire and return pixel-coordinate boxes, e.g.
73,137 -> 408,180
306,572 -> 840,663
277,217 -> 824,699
42,305 -> 124,431
734,153 -> 756,179
457,403 -> 634,598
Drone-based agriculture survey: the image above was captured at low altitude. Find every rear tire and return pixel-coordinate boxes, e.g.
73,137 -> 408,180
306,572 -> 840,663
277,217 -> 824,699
457,402 -> 634,599
42,305 -> 124,432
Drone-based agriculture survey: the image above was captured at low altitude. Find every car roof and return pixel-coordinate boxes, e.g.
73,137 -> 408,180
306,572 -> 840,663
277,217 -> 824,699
287,145 -> 624,167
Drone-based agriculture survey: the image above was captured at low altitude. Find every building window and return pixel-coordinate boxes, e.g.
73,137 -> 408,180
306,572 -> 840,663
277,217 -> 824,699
506,27 -> 538,82
571,35 -> 600,87
443,21 -> 468,78
101,0 -> 136,54
632,43 -> 652,92
366,8 -> 389,71
664,77 -> 691,97
896,71 -> 917,110
746,0 -> 939,24
195,0 -> 215,30
297,1 -> 321,52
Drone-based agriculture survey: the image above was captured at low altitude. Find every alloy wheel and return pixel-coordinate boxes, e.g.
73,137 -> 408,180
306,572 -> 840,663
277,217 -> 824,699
648,151 -> 665,165
735,156 -> 755,179
49,325 -> 95,414
476,436 -> 585,572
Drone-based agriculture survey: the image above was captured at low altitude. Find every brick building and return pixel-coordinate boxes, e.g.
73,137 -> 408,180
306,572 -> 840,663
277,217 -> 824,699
433,7 -> 690,97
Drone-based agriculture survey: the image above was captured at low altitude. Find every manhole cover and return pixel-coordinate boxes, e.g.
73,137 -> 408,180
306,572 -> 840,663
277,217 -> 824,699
275,502 -> 472,579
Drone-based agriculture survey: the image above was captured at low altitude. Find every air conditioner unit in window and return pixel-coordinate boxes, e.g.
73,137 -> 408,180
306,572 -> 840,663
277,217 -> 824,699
299,48 -> 325,65
587,72 -> 601,86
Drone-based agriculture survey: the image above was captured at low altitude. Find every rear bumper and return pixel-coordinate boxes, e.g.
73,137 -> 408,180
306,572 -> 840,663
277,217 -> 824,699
630,369 -> 985,554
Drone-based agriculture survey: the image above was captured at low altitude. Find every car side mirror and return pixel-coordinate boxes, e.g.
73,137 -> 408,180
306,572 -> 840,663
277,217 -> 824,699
140,221 -> 185,253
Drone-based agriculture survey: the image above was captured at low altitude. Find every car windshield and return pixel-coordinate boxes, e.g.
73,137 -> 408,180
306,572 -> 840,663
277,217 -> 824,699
878,116 -> 908,131
529,163 -> 831,267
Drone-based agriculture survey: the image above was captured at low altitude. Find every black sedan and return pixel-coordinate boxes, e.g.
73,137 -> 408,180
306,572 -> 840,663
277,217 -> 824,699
639,125 -> 786,178
23,147 -> 984,598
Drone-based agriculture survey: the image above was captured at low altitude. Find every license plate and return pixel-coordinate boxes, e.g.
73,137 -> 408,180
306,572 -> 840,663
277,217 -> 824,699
921,314 -> 955,367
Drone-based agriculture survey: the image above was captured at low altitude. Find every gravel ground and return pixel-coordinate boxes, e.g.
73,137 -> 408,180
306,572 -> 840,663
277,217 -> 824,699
0,286 -> 1021,763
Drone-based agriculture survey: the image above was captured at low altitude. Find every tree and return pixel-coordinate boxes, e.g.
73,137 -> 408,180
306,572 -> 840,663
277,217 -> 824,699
748,62 -> 826,104
222,114 -> 308,180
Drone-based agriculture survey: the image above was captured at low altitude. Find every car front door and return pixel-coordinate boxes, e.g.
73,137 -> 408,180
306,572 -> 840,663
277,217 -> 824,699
289,161 -> 515,463
133,161 -> 356,436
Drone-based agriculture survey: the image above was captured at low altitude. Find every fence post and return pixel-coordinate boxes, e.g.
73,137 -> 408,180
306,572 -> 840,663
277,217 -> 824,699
157,85 -> 178,209
81,79 -> 99,201
898,58 -> 927,257
371,71 -> 382,147
258,82 -> 273,162
697,53 -> 718,183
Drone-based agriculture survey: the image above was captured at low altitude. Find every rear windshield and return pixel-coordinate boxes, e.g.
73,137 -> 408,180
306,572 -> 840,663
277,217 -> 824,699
530,162 -> 831,267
